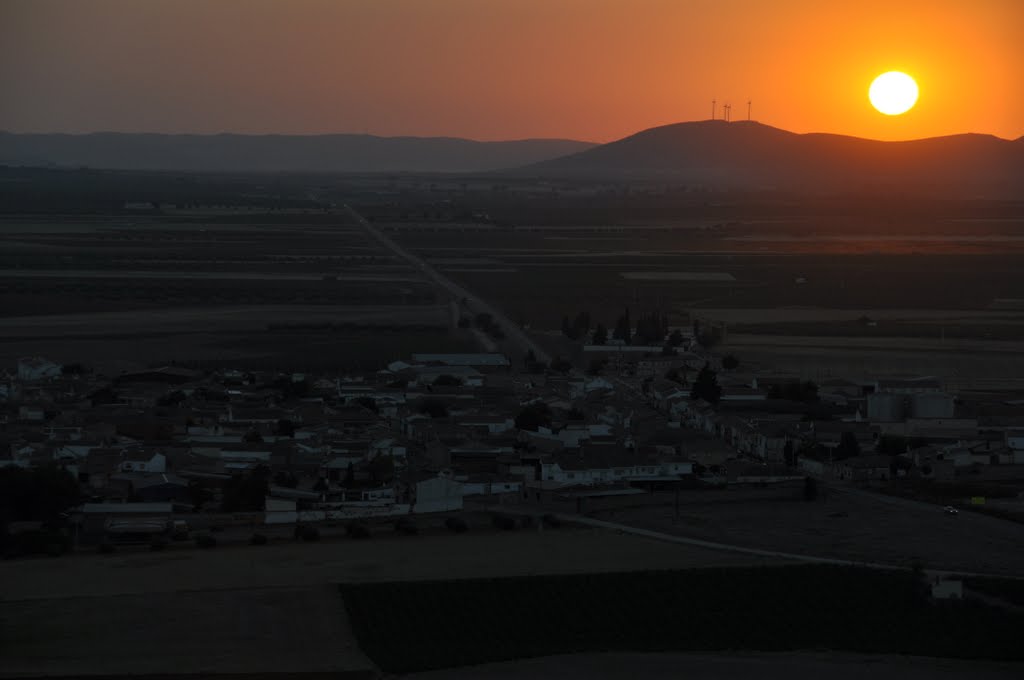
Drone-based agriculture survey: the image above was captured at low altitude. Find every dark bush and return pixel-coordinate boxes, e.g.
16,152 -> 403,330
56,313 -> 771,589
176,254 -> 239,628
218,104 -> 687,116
149,538 -> 167,552
519,515 -> 535,529
541,513 -> 561,528
444,517 -> 468,533
194,533 -> 217,549
346,522 -> 371,539
300,525 -> 320,542
250,533 -> 268,546
492,514 -> 517,531
395,517 -> 418,535
97,541 -> 116,554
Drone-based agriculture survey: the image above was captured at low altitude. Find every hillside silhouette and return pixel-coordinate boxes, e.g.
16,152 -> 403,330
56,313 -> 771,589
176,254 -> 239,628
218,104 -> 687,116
526,120 -> 1024,195
0,132 -> 595,174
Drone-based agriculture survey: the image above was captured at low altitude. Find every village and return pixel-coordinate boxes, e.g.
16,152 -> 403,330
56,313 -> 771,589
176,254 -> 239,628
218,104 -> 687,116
4,321 -> 1024,558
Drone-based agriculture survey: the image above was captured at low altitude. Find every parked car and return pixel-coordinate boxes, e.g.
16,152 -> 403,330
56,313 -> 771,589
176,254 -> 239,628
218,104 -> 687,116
943,506 -> 958,515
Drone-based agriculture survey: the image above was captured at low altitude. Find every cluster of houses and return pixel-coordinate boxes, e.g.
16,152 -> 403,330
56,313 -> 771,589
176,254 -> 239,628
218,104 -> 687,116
3,348 -> 1023,540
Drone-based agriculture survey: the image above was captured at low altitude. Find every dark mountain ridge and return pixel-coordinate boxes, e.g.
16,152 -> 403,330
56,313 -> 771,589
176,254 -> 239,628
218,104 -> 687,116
0,132 -> 596,174
525,120 -> 1024,195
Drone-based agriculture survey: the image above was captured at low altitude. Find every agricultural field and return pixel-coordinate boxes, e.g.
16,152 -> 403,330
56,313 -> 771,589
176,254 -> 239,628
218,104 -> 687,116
532,484 -> 1024,577
342,565 -> 1024,674
0,209 -> 478,372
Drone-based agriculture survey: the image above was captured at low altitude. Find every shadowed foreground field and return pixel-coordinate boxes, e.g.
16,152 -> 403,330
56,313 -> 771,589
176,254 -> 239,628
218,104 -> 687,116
342,565 -> 1024,675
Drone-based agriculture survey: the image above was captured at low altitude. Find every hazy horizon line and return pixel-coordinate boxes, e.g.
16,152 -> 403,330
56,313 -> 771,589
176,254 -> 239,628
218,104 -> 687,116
1,120 -> 1021,145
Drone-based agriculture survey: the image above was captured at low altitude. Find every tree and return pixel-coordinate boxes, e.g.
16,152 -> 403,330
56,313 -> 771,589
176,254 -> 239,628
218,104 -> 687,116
690,363 -> 722,404
158,390 -> 187,407
273,471 -> 298,488
783,440 -> 797,467
836,431 -> 861,460
549,356 -> 572,374
417,397 -> 448,418
877,435 -> 908,455
803,476 -> 818,502
221,465 -> 270,512
276,418 -> 296,438
0,464 -> 81,523
515,402 -> 552,432
572,311 -> 591,338
613,309 -> 632,344
243,430 -> 264,444
354,396 -> 379,413
588,358 -> 607,376
591,324 -> 608,346
667,329 -> 684,348
432,374 -> 462,387
343,463 -> 355,486
721,354 -> 739,370
368,455 -> 395,484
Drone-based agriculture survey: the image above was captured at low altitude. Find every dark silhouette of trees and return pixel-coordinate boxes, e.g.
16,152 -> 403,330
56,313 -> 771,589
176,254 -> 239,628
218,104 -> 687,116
548,356 -> 572,374
368,455 -> 395,484
613,309 -> 632,344
515,402 -> 552,432
222,465 -> 270,512
354,396 -> 379,413
769,381 -> 819,402
591,324 -> 608,345
432,374 -> 462,387
635,311 -> 669,345
276,418 -> 296,437
836,431 -> 861,460
722,354 -> 739,370
417,398 -> 449,418
690,363 -> 722,404
667,329 -> 684,347
0,464 -> 81,523
803,476 -> 819,501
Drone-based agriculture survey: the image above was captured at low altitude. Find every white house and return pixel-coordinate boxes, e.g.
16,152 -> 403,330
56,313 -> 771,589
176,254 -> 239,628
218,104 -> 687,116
17,357 -> 62,382
121,451 -> 167,474
413,472 -> 464,513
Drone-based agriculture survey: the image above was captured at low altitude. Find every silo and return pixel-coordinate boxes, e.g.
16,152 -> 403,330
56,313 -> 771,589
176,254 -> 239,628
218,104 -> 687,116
867,392 -> 905,422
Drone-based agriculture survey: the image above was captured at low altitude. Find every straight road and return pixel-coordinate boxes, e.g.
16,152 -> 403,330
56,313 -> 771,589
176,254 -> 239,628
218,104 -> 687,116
343,204 -> 551,365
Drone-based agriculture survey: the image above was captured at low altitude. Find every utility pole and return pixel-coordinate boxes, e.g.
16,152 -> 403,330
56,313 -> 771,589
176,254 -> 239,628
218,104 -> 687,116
747,100 -> 752,121
711,99 -> 716,120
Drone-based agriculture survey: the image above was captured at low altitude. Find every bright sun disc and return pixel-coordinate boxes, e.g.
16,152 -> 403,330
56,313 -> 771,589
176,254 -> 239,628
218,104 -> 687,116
869,71 -> 918,115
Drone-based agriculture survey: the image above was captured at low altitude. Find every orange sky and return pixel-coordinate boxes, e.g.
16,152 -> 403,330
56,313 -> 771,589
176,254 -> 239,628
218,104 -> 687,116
1,0 -> 1021,142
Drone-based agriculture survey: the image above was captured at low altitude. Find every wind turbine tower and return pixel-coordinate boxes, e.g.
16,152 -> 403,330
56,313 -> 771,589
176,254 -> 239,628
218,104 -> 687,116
711,99 -> 716,120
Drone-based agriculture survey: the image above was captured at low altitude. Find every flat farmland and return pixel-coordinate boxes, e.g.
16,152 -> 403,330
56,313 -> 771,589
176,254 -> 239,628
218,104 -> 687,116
386,219 -> 1024,380
540,484 -> 1024,577
0,213 -> 477,371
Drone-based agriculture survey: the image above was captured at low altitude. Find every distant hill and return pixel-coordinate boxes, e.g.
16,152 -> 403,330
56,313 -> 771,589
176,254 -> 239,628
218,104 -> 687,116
0,132 -> 596,173
525,120 -> 1024,195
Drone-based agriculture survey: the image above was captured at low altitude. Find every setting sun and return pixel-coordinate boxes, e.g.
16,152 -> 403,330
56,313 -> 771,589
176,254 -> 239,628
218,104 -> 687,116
869,71 -> 919,116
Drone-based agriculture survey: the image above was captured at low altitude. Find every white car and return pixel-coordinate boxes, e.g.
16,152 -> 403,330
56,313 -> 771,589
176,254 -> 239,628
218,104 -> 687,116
943,506 -> 958,515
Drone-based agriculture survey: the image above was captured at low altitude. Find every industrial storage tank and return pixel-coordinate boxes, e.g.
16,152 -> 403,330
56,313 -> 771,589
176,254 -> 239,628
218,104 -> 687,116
910,392 -> 955,419
867,392 -> 906,422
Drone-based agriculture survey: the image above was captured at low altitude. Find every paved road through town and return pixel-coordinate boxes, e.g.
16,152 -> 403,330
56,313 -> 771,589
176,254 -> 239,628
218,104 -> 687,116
343,204 -> 552,365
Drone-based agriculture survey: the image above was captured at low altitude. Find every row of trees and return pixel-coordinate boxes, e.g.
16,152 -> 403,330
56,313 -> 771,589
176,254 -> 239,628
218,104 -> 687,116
560,309 -> 684,347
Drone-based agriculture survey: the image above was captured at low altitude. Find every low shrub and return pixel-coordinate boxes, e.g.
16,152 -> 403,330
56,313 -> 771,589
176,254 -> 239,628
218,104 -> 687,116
492,514 -> 517,531
300,525 -> 320,542
194,533 -> 217,549
395,518 -> 418,535
97,541 -> 115,554
347,522 -> 370,539
444,517 -> 468,533
250,533 -> 268,546
541,513 -> 561,528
